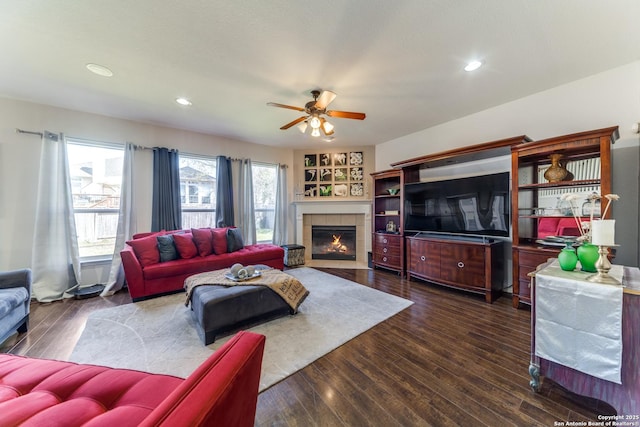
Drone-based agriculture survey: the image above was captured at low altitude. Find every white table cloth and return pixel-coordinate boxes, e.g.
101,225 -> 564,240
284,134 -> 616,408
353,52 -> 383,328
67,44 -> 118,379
535,261 -> 624,384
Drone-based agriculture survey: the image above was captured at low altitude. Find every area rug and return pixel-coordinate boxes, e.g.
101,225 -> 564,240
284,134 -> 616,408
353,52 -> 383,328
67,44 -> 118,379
69,267 -> 412,391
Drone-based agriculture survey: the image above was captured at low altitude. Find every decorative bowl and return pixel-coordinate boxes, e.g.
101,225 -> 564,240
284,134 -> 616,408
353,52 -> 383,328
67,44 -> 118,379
387,188 -> 399,195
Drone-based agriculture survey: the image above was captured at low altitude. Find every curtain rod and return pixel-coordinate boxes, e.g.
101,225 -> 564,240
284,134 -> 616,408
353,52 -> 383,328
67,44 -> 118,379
15,129 -> 288,167
15,128 -> 43,137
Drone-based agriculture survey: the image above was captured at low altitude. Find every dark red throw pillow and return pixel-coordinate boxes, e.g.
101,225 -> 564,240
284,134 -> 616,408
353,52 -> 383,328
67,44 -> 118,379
191,228 -> 213,256
126,234 -> 160,267
211,227 -> 228,255
173,233 -> 198,259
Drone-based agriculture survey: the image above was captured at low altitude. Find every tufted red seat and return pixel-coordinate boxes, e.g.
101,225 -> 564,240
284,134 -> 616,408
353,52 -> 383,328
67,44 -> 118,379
0,331 -> 265,427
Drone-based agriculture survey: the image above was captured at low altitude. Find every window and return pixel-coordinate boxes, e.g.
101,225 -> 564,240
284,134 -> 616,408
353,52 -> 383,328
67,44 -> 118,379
180,154 -> 216,228
252,163 -> 277,243
67,140 -> 125,259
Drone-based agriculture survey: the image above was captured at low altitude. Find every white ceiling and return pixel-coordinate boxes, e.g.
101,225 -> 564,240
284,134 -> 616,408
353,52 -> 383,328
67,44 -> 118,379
1,1 -> 639,148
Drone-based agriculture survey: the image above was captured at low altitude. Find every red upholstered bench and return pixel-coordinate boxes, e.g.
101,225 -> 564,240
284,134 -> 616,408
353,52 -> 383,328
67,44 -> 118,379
0,331 -> 265,427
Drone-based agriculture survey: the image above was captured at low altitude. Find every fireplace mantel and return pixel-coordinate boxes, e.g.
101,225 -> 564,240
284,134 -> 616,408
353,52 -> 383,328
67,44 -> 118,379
292,200 -> 372,254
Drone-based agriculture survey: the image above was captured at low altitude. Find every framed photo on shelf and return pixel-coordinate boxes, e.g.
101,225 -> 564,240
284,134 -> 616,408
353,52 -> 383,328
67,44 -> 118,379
319,153 -> 332,166
350,167 -> 363,181
350,183 -> 364,196
334,183 -> 348,197
319,184 -> 332,197
304,184 -> 317,198
304,154 -> 317,167
334,152 -> 347,166
349,151 -> 363,165
305,168 -> 317,182
334,168 -> 348,181
319,168 -> 332,181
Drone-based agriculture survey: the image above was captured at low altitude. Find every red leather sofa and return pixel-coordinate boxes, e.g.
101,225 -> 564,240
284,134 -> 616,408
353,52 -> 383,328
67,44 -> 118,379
121,228 -> 284,301
0,331 -> 265,427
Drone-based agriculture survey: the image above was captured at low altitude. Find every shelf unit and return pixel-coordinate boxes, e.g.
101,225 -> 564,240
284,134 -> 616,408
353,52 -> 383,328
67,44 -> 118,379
511,126 -> 619,307
371,169 -> 404,274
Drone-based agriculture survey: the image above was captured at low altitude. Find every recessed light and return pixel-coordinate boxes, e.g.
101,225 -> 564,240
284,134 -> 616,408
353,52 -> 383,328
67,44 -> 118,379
86,63 -> 113,77
464,60 -> 482,72
175,97 -> 192,106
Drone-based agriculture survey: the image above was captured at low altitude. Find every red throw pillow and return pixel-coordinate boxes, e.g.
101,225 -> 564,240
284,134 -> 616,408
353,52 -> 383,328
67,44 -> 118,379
191,228 -> 213,256
126,234 -> 160,267
173,233 -> 198,259
211,227 -> 228,255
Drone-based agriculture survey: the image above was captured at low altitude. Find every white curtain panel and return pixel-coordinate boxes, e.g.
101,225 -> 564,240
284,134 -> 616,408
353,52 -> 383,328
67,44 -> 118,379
31,132 -> 81,302
272,164 -> 288,245
103,143 -> 136,296
235,159 -> 256,245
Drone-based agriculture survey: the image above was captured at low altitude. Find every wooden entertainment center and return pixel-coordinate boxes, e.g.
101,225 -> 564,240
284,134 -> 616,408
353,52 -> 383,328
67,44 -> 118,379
371,127 -> 618,305
406,233 -> 504,303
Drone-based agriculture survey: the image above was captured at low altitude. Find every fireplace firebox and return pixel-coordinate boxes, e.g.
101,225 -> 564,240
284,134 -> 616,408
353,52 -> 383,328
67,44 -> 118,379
311,225 -> 357,261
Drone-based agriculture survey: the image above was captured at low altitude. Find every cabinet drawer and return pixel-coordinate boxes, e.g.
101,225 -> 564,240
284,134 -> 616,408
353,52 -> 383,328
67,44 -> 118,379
374,245 -> 400,257
518,250 -> 554,269
373,252 -> 400,266
374,234 -> 401,248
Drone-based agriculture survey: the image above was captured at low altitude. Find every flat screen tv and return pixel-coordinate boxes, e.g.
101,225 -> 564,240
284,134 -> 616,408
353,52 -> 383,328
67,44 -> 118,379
404,172 -> 510,237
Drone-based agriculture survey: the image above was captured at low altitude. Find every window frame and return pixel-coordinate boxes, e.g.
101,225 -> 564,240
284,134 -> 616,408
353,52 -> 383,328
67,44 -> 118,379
179,152 -> 217,229
252,161 -> 278,243
66,138 -> 125,263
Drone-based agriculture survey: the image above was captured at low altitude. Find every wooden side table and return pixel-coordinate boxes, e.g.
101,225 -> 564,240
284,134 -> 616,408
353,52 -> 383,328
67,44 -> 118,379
529,262 -> 640,415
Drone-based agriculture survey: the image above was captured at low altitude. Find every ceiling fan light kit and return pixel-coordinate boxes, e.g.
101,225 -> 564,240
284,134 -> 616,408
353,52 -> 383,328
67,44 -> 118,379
309,115 -> 321,129
267,89 -> 365,138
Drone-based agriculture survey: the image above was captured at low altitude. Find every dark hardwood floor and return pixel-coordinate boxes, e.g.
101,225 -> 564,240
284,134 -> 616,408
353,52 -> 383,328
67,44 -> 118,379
2,267 -> 614,426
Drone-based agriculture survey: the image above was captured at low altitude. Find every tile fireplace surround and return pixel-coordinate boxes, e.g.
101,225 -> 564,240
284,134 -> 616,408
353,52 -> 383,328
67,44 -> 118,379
293,201 -> 371,268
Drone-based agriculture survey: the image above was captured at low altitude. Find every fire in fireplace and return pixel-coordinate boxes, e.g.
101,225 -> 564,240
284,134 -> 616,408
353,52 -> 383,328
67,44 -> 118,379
311,225 -> 357,261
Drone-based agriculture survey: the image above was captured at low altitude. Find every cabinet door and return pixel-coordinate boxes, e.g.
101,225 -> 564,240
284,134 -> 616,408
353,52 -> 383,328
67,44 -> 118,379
407,238 -> 440,278
516,248 -> 554,301
440,244 -> 485,288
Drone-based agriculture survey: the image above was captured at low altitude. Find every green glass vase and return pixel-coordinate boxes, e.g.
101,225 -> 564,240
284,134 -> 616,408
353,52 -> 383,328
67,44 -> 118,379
558,243 -> 578,271
577,243 -> 599,273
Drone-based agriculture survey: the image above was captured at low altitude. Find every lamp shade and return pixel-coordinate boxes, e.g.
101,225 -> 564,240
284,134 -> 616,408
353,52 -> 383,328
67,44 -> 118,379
309,115 -> 321,129
297,121 -> 308,133
321,120 -> 334,135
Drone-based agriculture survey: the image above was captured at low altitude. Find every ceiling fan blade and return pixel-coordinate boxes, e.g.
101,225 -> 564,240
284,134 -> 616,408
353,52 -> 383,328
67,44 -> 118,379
314,90 -> 337,110
280,116 -> 308,130
326,110 -> 366,120
267,102 -> 305,112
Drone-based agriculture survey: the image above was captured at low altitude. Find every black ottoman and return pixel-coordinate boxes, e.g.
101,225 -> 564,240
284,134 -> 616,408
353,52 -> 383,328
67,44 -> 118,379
190,284 -> 292,345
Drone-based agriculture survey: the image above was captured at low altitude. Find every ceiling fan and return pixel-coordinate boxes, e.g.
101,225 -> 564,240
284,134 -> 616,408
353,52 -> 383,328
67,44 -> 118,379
267,90 -> 366,137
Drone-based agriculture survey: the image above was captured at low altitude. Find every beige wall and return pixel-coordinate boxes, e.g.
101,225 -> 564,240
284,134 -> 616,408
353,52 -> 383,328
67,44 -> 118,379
0,98 -> 296,282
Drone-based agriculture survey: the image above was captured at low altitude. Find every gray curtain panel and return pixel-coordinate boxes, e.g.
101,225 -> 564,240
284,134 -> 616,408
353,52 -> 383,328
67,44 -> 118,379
215,155 -> 234,227
152,147 -> 182,231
